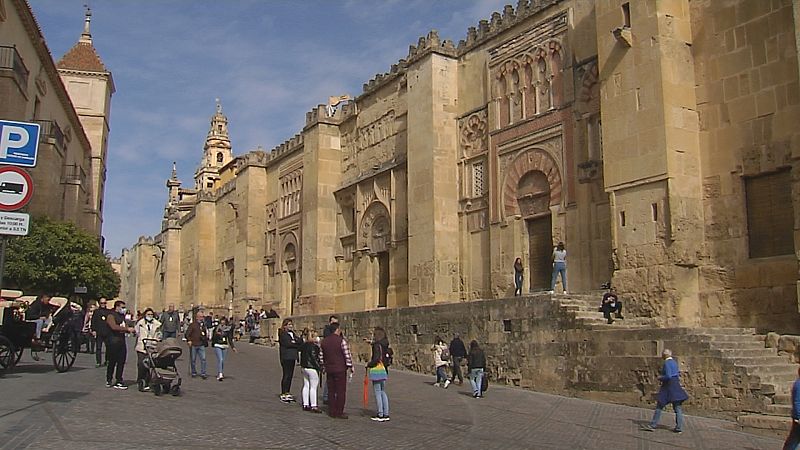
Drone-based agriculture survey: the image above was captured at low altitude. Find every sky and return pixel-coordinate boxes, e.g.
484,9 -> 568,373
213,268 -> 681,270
29,0 -> 508,257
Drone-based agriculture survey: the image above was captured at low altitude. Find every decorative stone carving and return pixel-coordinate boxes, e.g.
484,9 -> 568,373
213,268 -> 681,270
342,110 -> 397,174
502,148 -> 562,217
459,109 -> 488,157
360,201 -> 391,253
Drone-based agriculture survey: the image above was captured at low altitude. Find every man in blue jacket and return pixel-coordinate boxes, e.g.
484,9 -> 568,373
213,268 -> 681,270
641,349 -> 689,433
784,366 -> 800,450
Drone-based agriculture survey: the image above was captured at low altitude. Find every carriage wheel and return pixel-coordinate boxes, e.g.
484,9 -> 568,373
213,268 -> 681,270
0,335 -> 14,369
12,346 -> 22,366
51,324 -> 77,373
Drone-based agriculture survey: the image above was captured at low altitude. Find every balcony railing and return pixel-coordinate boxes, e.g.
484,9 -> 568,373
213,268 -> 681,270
34,120 -> 65,151
0,45 -> 29,89
61,164 -> 87,186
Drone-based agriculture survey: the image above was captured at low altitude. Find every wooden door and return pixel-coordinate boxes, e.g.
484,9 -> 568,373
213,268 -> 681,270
527,215 -> 553,290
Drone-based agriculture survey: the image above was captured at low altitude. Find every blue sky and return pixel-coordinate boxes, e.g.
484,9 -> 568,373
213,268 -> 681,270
29,0 -> 507,256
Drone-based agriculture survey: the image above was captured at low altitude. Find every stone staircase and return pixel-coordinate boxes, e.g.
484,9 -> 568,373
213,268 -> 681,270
550,292 -> 796,437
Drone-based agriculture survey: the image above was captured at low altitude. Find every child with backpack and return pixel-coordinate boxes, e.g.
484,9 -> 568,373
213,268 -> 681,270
366,327 -> 392,421
432,336 -> 450,388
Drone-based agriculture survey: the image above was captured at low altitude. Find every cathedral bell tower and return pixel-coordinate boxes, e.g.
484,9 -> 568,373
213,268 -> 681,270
195,99 -> 233,191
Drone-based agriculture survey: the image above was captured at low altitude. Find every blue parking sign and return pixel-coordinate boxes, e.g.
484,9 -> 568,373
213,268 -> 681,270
0,120 -> 40,168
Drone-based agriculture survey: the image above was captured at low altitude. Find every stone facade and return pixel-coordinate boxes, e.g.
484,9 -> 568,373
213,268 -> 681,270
0,2 -> 112,239
123,0 -> 799,334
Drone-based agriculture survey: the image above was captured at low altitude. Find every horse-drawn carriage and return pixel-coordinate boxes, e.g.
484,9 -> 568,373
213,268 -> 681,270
0,291 -> 80,373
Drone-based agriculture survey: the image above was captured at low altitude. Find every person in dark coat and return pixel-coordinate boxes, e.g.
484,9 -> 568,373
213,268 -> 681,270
641,349 -> 689,433
366,327 -> 390,421
449,333 -> 467,385
299,329 -> 323,413
278,318 -> 303,403
467,340 -> 487,398
513,257 -> 524,296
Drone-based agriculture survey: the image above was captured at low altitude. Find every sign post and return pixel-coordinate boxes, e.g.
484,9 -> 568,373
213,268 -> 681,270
0,120 -> 38,295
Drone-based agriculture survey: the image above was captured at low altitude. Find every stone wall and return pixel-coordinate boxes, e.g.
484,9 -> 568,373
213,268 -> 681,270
279,294 -> 784,421
766,332 -> 800,363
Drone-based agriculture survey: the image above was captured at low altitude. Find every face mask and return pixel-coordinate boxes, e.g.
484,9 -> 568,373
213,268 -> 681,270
119,307 -> 127,315
145,315 -> 154,322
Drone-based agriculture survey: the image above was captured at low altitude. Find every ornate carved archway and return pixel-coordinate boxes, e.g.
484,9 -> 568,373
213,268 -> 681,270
280,232 -> 299,272
503,148 -> 562,218
360,201 -> 391,253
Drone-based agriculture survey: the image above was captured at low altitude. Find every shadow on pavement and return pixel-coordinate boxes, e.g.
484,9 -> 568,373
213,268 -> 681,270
28,390 -> 89,403
4,364 -> 87,375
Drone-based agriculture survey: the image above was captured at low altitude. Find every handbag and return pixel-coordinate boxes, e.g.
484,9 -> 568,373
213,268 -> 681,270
481,372 -> 489,392
368,361 -> 388,381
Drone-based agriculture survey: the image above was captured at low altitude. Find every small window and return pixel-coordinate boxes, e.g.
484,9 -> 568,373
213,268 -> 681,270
503,319 -> 512,333
619,211 -> 626,227
745,170 -> 794,258
651,203 -> 658,221
622,2 -> 631,28
410,324 -> 419,335
206,182 -> 213,188
216,152 -> 223,163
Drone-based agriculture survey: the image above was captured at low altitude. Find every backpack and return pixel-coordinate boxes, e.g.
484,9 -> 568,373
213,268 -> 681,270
441,347 -> 450,362
383,345 -> 394,367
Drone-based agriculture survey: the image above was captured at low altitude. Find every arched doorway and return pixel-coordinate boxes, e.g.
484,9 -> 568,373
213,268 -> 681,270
361,202 -> 391,308
517,170 -> 553,290
283,242 -> 297,315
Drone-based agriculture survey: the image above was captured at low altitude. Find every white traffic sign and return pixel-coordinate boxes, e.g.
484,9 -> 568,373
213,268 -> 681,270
0,166 -> 33,211
0,211 -> 29,236
0,120 -> 40,168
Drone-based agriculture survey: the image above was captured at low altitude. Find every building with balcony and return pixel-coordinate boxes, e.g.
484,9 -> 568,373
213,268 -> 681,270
0,0 -> 113,239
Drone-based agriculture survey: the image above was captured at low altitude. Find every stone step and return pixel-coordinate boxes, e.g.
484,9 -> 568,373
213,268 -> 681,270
737,413 -> 792,437
715,348 -> 781,358
696,327 -> 758,335
704,341 -> 766,350
765,403 -> 792,416
729,356 -> 795,366
739,364 -> 799,376
699,334 -> 763,343
774,394 -> 792,404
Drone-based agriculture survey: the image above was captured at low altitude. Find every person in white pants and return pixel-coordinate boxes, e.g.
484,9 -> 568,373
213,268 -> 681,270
299,329 -> 323,413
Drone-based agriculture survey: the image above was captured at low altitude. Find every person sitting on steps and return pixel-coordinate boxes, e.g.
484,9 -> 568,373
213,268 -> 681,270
600,286 -> 623,324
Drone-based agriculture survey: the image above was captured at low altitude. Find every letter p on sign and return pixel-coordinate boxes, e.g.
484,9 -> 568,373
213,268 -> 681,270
0,121 -> 39,167
0,126 -> 28,158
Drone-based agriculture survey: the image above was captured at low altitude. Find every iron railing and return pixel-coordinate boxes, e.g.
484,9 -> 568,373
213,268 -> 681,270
33,120 -> 65,150
0,45 -> 29,89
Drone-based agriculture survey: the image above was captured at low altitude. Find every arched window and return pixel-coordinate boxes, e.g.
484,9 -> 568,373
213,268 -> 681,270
216,152 -> 223,163
498,74 -> 510,127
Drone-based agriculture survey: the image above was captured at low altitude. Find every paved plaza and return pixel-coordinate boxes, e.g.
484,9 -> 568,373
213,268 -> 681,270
0,340 -> 785,449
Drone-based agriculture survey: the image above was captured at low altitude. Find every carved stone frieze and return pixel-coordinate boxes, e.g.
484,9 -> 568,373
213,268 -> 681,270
342,110 -> 397,174
459,108 -> 488,158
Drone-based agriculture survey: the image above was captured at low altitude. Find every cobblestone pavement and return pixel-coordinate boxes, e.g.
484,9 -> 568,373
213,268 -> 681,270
0,339 -> 785,449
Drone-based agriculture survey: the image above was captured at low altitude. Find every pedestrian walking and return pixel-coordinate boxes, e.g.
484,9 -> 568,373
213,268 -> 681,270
550,241 -> 567,294
134,308 -> 161,392
91,298 -> 111,367
783,366 -> 800,450
299,328 -> 322,413
105,300 -> 135,389
432,336 -> 450,388
449,333 -> 467,385
82,302 -> 96,354
320,322 -> 354,419
278,318 -> 303,403
321,315 -> 339,405
513,257 -> 524,296
467,340 -> 486,398
641,349 -> 689,433
159,304 -> 180,339
211,316 -> 236,381
185,310 -> 209,379
366,327 -> 391,422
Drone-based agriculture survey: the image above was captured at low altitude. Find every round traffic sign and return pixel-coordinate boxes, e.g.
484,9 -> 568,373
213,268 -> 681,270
0,166 -> 33,211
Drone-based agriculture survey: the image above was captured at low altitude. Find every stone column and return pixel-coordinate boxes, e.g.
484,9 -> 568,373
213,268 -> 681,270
406,52 -> 461,306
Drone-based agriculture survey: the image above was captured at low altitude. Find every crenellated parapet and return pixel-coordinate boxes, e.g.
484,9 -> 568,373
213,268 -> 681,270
267,133 -> 304,164
457,0 -> 564,53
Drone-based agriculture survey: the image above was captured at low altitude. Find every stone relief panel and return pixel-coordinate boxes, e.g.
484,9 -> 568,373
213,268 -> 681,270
360,201 -> 391,253
342,110 -> 400,177
501,148 -> 562,218
459,108 -> 488,158
279,169 -> 302,218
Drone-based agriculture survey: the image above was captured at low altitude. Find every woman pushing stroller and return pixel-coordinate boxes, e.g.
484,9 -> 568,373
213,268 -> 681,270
135,308 -> 162,392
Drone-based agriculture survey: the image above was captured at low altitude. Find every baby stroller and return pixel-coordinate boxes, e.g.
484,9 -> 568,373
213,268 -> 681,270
142,338 -> 182,396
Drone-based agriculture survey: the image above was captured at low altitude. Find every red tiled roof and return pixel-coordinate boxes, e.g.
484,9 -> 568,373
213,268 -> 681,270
56,41 -> 107,72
